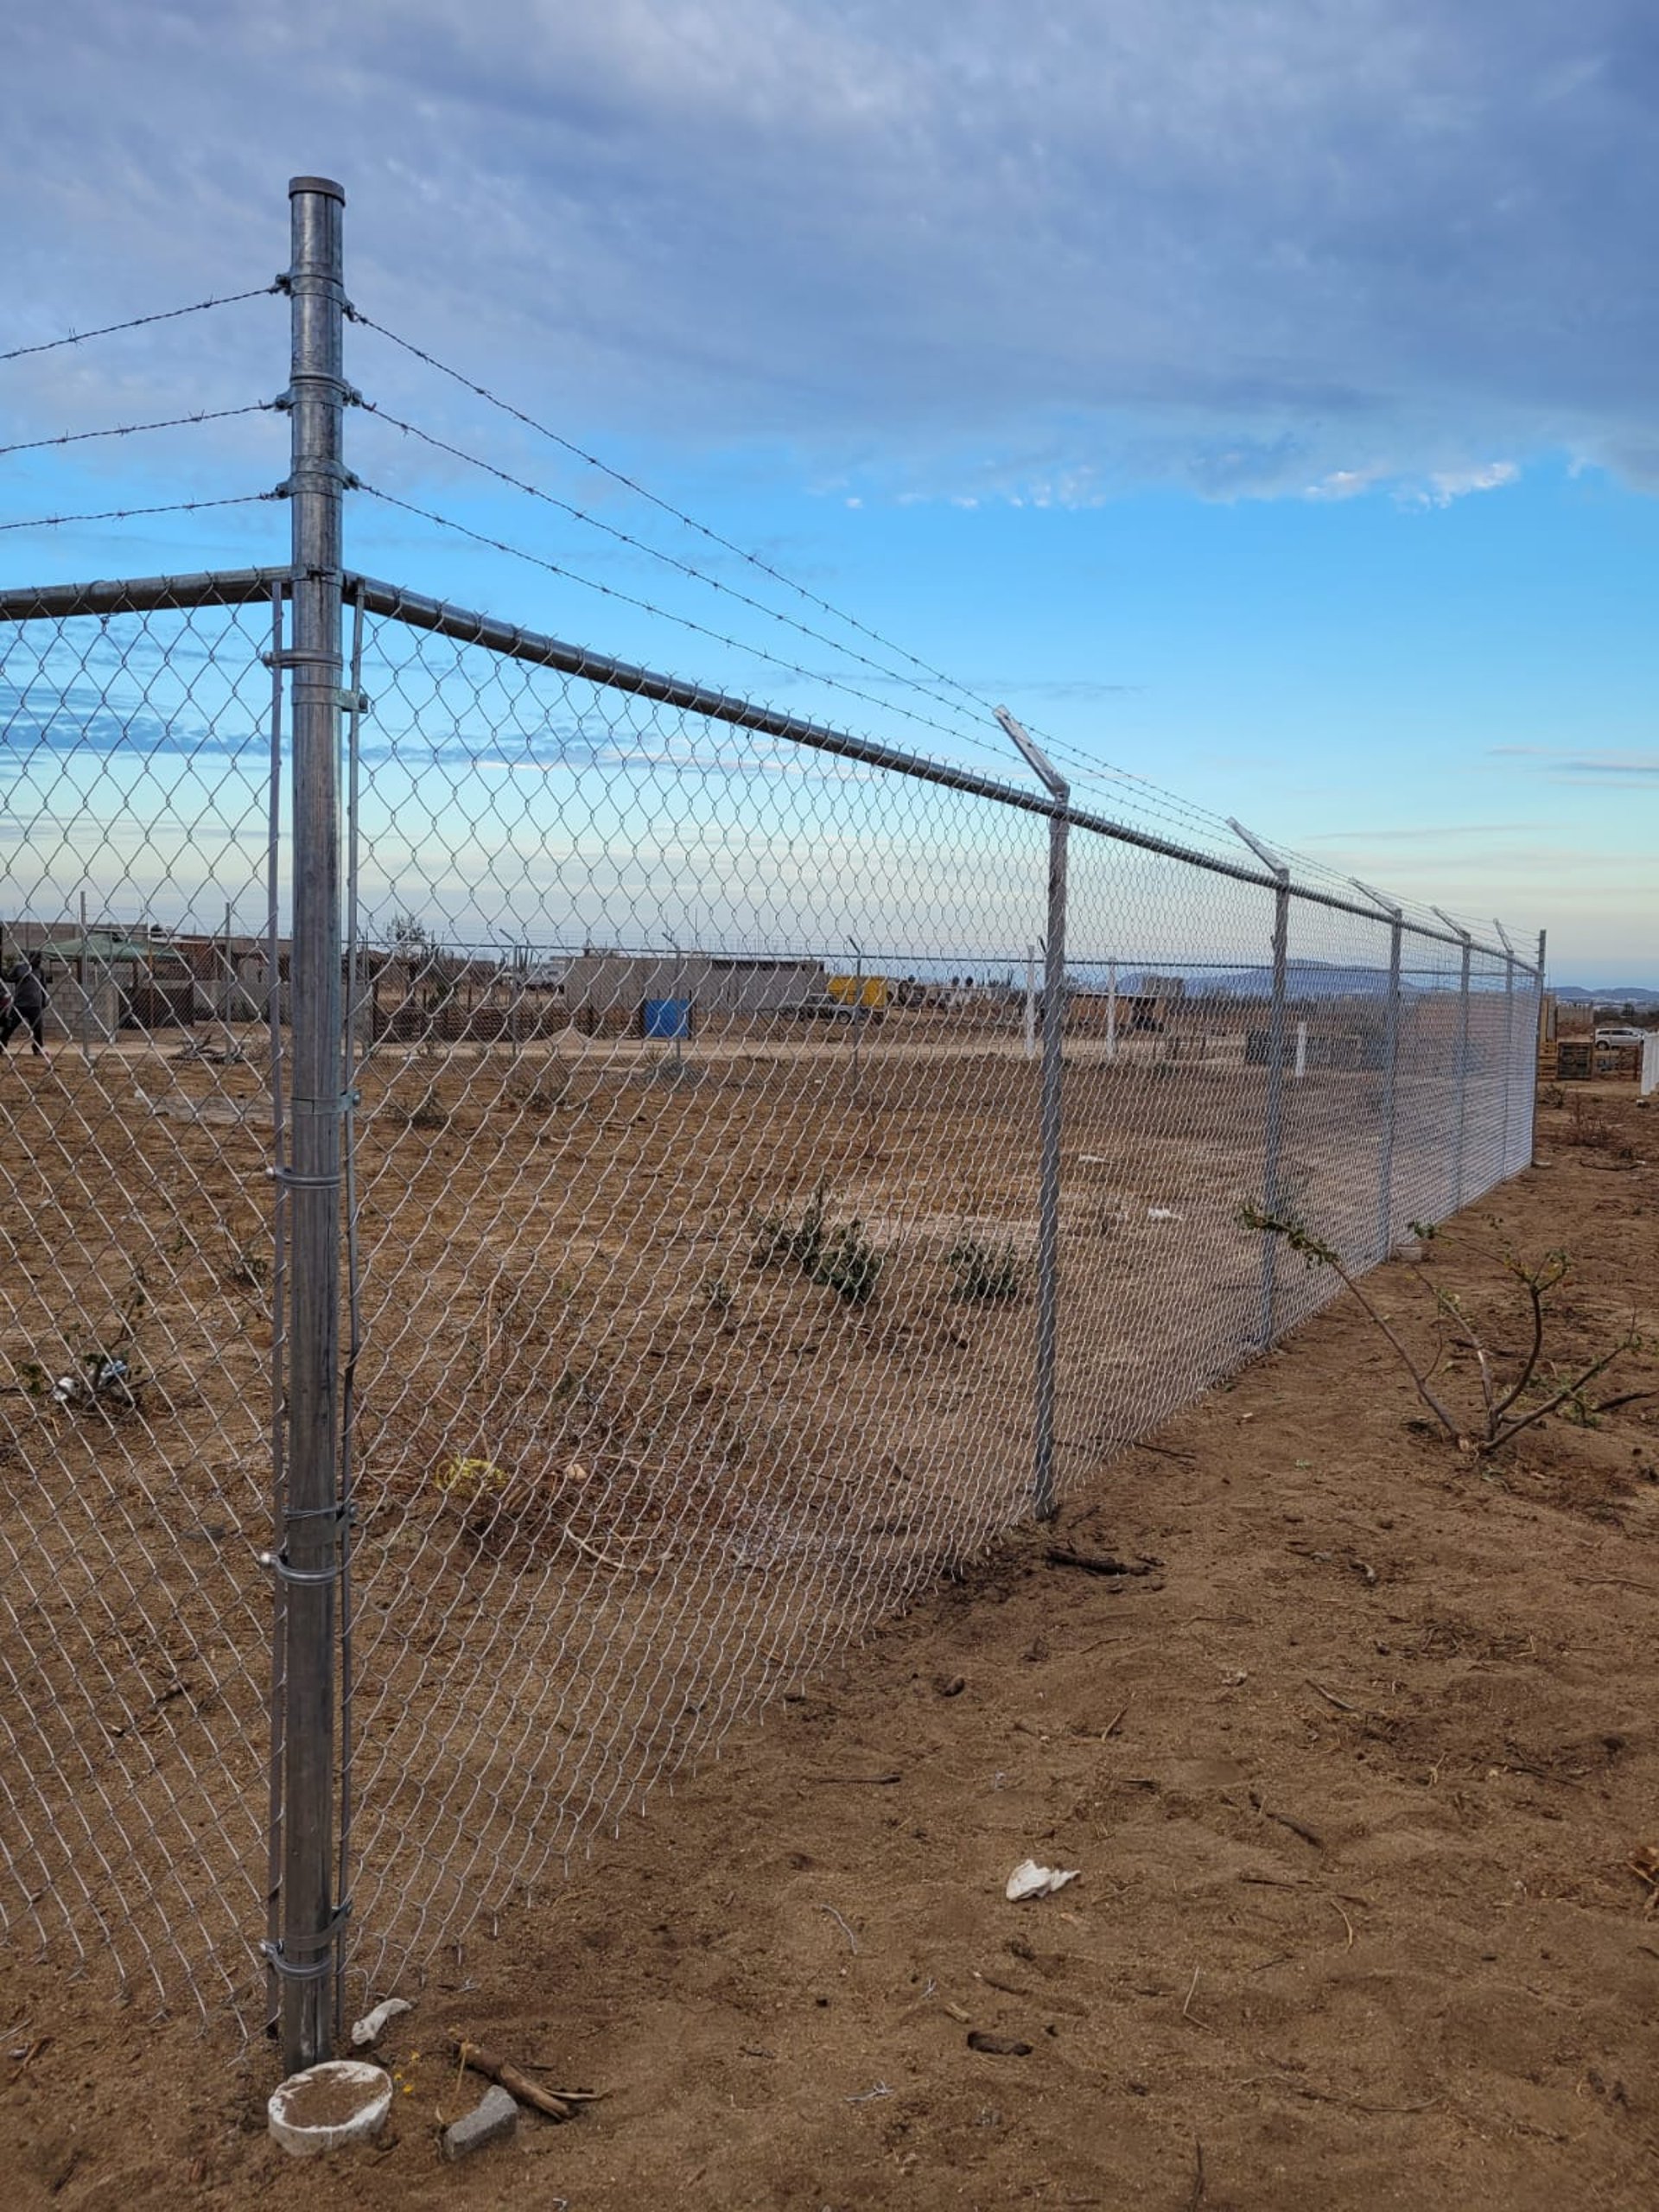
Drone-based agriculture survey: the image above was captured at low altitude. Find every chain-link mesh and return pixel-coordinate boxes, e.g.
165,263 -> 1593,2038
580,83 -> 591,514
0,593 -> 282,2020
334,605 -> 1541,2000
0,581 -> 1543,2028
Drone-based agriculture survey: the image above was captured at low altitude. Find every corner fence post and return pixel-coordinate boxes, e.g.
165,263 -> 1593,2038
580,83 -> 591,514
995,709 -> 1067,1522
276,174 -> 348,2076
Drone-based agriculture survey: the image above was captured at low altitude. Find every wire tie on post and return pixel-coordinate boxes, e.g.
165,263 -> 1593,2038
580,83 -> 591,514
257,1501 -> 353,1586
260,1555 -> 342,1586
260,1898 -> 352,1979
286,1090 -> 357,1118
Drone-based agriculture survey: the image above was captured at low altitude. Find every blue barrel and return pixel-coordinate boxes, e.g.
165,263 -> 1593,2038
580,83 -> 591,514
642,997 -> 691,1040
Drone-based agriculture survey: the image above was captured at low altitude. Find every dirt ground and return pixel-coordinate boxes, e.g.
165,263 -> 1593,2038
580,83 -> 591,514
5,1001 -> 1516,2011
6,1079 -> 1658,2209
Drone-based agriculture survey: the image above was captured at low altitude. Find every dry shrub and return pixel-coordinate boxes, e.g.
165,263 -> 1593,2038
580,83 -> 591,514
1560,1096 -> 1616,1149
503,1062 -> 574,1115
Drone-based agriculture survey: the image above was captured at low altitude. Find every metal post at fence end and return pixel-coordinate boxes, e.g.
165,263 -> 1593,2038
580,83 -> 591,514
850,937 -> 863,1087
1351,880 -> 1403,1263
275,172 -> 348,2077
1230,822 -> 1290,1346
664,933 -> 683,1070
77,889 -> 92,1064
1492,918 -> 1518,1176
1432,907 -> 1473,1211
1531,927 -> 1548,1160
995,708 -> 1067,1523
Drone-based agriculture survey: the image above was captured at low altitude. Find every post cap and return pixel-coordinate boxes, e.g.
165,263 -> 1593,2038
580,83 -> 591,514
289,176 -> 346,203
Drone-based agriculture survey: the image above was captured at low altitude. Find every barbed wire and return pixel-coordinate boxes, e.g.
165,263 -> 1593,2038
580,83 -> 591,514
351,313 -> 1001,716
359,402 -> 1001,751
346,313 -> 1396,893
0,492 -> 281,536
356,483 -> 1046,779
1,285 -> 281,365
353,474 -> 1457,928
0,274 -> 1452,925
0,403 -> 278,461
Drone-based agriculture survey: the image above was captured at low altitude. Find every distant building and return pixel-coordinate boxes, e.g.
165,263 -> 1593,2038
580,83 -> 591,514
563,951 -> 829,1033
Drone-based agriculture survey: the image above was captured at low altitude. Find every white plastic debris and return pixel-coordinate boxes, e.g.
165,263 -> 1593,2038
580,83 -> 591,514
1005,1859 -> 1080,1902
51,1357 -> 132,1408
1146,1207 -> 1184,1223
268,2060 -> 392,2158
350,1995 -> 413,2049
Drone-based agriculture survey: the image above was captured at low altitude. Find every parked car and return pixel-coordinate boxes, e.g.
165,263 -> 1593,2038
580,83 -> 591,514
1595,1026 -> 1646,1048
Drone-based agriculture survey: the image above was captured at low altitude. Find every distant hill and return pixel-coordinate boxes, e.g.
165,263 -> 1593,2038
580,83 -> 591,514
1553,986 -> 1659,1007
1115,961 -> 1414,1001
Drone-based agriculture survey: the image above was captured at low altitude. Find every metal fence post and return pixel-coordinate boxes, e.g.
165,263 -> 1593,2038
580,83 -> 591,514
1352,881 -> 1402,1259
275,174 -> 348,2075
1501,953 -> 1516,1171
1433,908 -> 1473,1211
1230,823 -> 1290,1344
995,710 -> 1067,1522
1531,928 -> 1548,1162
1493,919 -> 1518,1177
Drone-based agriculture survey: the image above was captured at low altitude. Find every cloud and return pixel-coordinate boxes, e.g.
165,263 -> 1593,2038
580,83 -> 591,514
1413,461 -> 1522,507
1486,744 -> 1659,784
3,1 -> 1657,504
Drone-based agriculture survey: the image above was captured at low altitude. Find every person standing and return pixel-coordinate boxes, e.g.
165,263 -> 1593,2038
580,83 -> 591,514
3,955 -> 49,1057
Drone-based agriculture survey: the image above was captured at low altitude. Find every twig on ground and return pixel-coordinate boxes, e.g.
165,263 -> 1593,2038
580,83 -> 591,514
1046,1546 -> 1160,1578
449,2035 -> 601,2120
1128,1439 -> 1198,1465
1248,1788 -> 1324,1849
560,1524 -> 657,1573
1103,1703 -> 1129,1738
1243,2073 -> 1440,2116
817,1903 -> 860,1954
1185,2138 -> 1207,2211
1306,1679 -> 1357,1713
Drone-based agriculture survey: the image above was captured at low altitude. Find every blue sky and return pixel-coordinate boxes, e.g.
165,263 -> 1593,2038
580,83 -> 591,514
3,1 -> 1656,983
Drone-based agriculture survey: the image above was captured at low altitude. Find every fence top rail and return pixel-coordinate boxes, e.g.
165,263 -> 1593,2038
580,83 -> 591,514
0,568 -> 292,621
0,561 -> 1536,974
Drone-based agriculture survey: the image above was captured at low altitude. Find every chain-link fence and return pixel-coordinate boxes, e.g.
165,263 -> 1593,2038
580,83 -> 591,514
0,179 -> 1543,2052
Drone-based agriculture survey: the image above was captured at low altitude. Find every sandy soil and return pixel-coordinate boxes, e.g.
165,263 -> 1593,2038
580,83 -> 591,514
2,1002 -> 1518,2014
6,1080 -> 1657,2209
